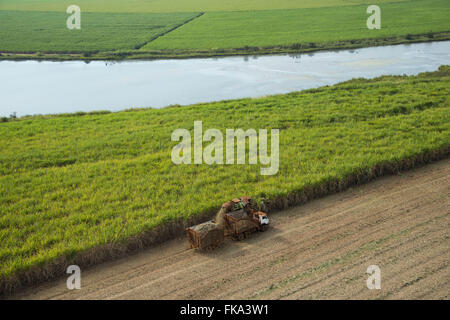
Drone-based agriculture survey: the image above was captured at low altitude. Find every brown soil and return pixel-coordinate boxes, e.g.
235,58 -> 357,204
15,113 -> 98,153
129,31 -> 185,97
12,159 -> 450,300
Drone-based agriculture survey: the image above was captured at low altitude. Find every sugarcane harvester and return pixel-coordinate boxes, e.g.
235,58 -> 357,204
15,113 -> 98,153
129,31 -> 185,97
186,197 -> 269,250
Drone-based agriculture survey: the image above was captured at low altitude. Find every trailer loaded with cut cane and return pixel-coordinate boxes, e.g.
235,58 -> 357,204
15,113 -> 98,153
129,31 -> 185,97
185,220 -> 224,251
186,197 -> 269,250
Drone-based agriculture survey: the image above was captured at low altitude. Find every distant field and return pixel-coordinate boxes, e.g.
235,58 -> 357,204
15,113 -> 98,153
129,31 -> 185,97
144,0 -> 450,50
0,66 -> 449,292
0,0 -> 409,13
0,11 -> 198,52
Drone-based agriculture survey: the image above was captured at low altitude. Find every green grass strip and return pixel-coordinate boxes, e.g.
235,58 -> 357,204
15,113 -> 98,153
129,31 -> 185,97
0,66 -> 449,295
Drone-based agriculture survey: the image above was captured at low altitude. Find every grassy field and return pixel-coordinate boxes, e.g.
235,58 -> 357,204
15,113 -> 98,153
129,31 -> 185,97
0,0 -> 409,13
0,0 -> 449,59
0,11 -> 198,53
0,66 -> 449,292
144,0 -> 450,50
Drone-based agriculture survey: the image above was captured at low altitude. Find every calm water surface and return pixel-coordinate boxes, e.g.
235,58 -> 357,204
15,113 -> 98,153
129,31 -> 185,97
0,41 -> 449,117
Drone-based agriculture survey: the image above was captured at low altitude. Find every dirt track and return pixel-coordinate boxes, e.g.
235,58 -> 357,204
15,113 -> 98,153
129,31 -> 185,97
14,159 -> 450,300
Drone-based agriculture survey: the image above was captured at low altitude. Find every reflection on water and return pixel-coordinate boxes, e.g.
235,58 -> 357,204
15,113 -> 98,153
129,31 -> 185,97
0,41 -> 449,117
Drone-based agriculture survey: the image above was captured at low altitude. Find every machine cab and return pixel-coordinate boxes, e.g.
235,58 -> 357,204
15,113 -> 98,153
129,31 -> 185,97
258,213 -> 269,225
